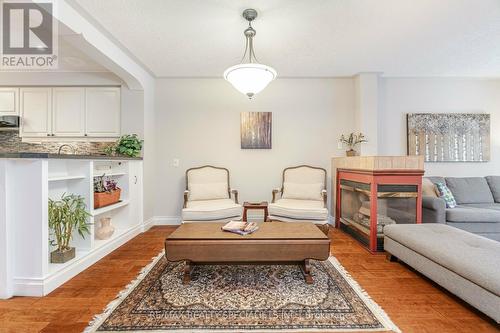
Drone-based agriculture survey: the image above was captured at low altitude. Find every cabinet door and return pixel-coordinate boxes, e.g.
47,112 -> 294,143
20,88 -> 52,137
52,87 -> 85,137
85,87 -> 121,137
128,161 -> 144,229
0,88 -> 19,116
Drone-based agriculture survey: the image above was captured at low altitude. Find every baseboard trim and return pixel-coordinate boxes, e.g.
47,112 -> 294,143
152,216 -> 334,226
153,216 -> 182,226
142,217 -> 155,231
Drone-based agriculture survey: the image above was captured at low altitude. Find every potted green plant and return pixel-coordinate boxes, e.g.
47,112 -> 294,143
105,134 -> 143,157
94,175 -> 121,209
48,193 -> 91,263
339,132 -> 368,156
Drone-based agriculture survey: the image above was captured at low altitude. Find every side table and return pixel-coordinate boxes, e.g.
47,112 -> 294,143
243,201 -> 268,222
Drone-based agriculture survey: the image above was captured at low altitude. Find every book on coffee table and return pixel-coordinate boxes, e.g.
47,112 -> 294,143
222,221 -> 259,235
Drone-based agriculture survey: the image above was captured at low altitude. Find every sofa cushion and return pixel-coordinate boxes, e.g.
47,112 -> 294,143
189,182 -> 229,201
384,224 -> 500,297
435,182 -> 457,208
269,199 -> 328,220
446,221 -> 500,234
460,203 -> 500,211
445,177 -> 494,204
485,176 -> 500,203
446,205 -> 500,222
183,199 -> 242,221
282,182 -> 323,201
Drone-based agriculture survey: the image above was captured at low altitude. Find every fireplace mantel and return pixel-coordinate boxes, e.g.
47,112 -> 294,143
332,155 -> 424,172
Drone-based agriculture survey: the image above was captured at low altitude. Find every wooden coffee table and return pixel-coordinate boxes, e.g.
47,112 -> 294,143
164,222 -> 330,284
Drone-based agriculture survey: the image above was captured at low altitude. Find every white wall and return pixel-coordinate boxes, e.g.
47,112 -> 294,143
121,88 -> 144,137
379,77 -> 500,176
154,78 -> 355,219
354,73 -> 380,155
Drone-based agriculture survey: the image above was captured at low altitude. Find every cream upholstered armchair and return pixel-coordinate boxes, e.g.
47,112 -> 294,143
268,165 -> 329,234
182,165 -> 243,223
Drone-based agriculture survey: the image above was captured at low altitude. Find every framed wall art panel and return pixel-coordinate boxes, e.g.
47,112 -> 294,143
407,113 -> 490,162
240,112 -> 272,149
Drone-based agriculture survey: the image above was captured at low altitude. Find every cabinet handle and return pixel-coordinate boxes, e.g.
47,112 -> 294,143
134,176 -> 137,184
46,134 -> 50,136
84,134 -> 88,136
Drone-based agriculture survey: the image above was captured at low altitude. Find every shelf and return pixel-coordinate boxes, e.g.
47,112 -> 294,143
93,226 -> 136,250
48,175 -> 86,182
48,249 -> 91,275
93,172 -> 126,177
92,200 -> 129,216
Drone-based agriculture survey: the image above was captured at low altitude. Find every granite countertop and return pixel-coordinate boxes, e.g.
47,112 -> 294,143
0,152 -> 143,160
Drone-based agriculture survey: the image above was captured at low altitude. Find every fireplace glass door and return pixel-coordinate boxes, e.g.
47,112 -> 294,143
339,179 -> 418,251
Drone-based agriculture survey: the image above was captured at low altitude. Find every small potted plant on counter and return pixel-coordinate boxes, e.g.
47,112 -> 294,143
105,134 -> 143,158
339,132 -> 368,156
49,193 -> 91,263
94,175 -> 121,209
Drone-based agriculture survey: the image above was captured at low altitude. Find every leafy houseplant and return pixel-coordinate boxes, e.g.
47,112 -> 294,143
48,193 -> 91,263
94,175 -> 121,209
339,132 -> 368,156
105,134 -> 143,157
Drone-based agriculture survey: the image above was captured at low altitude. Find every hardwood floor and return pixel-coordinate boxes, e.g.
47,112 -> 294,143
0,226 -> 498,333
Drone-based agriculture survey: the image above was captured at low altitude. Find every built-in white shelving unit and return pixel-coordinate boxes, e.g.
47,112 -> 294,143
92,200 -> 130,216
48,175 -> 87,182
96,172 -> 126,177
2,157 -> 143,297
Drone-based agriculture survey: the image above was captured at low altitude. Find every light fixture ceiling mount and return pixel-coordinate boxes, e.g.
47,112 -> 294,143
224,8 -> 277,99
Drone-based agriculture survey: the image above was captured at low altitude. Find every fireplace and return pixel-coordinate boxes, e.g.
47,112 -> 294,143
333,156 -> 424,253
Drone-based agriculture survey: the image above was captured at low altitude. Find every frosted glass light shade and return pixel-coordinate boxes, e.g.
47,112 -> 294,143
224,63 -> 277,98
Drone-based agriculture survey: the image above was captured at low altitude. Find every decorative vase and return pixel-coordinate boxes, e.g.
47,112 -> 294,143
346,149 -> 357,157
50,247 -> 75,263
95,217 -> 115,240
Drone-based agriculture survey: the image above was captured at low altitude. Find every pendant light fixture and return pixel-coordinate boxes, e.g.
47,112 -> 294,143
224,8 -> 277,99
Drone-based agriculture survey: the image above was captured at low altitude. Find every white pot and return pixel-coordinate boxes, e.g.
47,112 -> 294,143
95,217 -> 115,240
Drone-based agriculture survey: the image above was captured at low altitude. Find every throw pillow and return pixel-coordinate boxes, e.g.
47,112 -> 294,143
282,182 -> 324,201
189,182 -> 229,201
422,178 -> 438,197
435,182 -> 457,208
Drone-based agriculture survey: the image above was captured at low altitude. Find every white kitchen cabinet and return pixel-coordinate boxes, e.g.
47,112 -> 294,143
85,87 -> 121,137
0,88 -> 19,116
18,86 -> 121,139
20,88 -> 52,137
52,88 -> 86,137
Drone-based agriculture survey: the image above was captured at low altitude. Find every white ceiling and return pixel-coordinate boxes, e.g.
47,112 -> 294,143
74,0 -> 500,78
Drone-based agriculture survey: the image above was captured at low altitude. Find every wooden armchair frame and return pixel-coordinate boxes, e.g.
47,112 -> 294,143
271,165 -> 327,207
183,165 -> 239,208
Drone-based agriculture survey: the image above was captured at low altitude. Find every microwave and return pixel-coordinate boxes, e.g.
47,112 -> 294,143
0,116 -> 20,130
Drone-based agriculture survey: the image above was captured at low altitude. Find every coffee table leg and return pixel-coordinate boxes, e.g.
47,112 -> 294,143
301,259 -> 314,284
183,260 -> 193,284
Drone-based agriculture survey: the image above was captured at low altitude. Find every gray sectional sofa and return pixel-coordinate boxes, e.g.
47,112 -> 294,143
423,176 -> 500,241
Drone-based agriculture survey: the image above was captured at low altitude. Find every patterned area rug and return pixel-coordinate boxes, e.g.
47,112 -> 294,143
85,252 -> 400,332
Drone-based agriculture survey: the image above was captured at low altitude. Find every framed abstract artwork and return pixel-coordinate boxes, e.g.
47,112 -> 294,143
407,113 -> 490,162
240,112 -> 272,149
